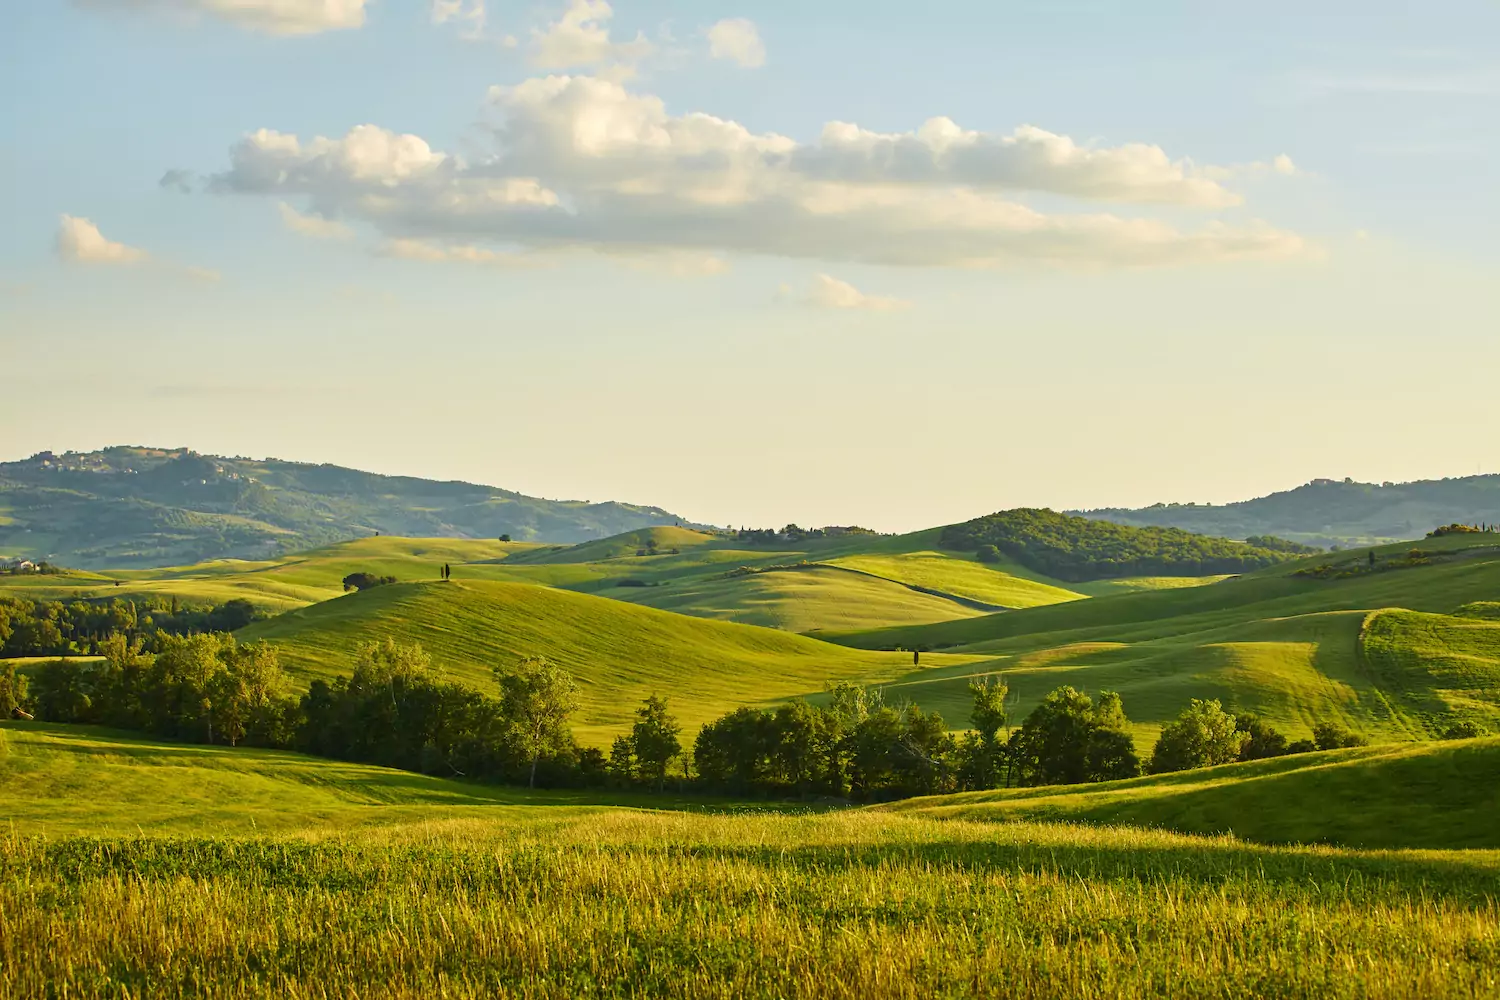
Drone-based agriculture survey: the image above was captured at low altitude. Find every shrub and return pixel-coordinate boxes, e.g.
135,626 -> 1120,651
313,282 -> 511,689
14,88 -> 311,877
974,544 -> 1002,564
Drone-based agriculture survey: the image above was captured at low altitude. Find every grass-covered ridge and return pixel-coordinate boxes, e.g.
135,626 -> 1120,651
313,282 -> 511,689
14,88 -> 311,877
881,737 -> 1500,849
940,507 -> 1296,582
237,579 -> 927,742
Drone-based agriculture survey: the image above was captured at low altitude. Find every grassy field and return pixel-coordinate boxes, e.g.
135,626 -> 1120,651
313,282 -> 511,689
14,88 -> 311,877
237,580 -> 952,743
3,722 -> 1499,998
5,527 -> 1236,634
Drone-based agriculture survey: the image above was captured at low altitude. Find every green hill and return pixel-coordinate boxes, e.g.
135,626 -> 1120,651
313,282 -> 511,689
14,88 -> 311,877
826,534 -> 1500,744
880,737 -> 1500,849
0,446 -> 701,568
238,580 -> 930,742
939,507 -> 1296,582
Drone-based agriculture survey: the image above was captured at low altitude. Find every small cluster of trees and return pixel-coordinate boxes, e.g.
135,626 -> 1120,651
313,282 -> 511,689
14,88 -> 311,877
342,572 -> 397,592
1147,700 -> 1370,773
1244,535 -> 1323,555
940,508 -> 1298,582
1428,523 -> 1498,538
0,596 -> 258,658
733,525 -> 877,545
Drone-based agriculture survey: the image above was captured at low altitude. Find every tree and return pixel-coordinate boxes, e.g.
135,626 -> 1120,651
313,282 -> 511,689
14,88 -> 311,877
1149,699 -> 1246,773
1312,721 -> 1366,751
1235,713 -> 1288,760
631,694 -> 681,791
961,676 -> 1009,789
494,656 -> 579,788
0,661 -> 30,717
1441,720 -> 1486,740
974,544 -> 1002,564
1008,686 -> 1140,786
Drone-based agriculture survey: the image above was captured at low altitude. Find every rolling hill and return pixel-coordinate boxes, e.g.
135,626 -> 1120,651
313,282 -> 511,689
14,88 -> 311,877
237,579 -> 937,742
826,532 -> 1500,744
0,446 -> 700,568
1077,473 -> 1500,549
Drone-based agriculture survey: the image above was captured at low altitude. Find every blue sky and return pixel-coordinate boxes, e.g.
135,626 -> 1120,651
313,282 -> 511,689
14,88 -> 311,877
2,1 -> 1497,531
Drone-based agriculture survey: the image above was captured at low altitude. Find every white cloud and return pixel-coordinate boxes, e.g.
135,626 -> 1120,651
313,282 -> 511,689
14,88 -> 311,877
56,215 -> 150,264
430,0 -> 485,39
529,0 -> 652,73
76,0 -> 368,35
707,18 -> 764,68
378,238 -> 543,266
204,75 -> 1308,270
279,201 -> 353,239
806,274 -> 909,311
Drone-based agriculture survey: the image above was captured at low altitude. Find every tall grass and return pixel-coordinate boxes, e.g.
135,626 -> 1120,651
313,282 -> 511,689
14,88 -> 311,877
3,811 -> 1496,998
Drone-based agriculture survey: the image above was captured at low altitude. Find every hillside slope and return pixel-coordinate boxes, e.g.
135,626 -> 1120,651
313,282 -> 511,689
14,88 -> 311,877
239,580 -> 928,741
880,738 -> 1500,849
0,446 -> 700,567
825,535 -> 1500,743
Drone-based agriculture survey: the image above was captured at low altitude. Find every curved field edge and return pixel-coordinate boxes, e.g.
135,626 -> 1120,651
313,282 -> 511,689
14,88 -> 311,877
878,737 -> 1500,850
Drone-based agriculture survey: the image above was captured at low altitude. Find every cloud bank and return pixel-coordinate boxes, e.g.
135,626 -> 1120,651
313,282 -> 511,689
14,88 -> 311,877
203,73 -> 1306,270
807,274 -> 909,310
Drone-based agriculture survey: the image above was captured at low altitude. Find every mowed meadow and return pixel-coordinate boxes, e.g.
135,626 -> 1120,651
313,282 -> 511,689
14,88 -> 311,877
3,723 -> 1499,999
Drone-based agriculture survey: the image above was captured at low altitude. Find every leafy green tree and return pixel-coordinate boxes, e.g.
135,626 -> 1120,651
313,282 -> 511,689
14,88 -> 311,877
1008,686 -> 1140,786
607,734 -> 637,785
631,694 -> 682,791
1235,713 -> 1289,760
974,544 -> 1002,564
960,676 -> 1009,788
494,655 -> 579,788
1441,720 -> 1487,740
0,661 -> 30,716
1312,721 -> 1367,751
1149,699 -> 1247,773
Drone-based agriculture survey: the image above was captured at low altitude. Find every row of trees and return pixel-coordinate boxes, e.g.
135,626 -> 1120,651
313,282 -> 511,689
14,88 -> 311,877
0,596 -> 259,659
12,639 -> 1483,797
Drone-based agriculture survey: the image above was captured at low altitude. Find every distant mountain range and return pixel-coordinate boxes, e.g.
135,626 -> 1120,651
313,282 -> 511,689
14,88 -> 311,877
1075,476 -> 1500,549
0,447 -> 701,568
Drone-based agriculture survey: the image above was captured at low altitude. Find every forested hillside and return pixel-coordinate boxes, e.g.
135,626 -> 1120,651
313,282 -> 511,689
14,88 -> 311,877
1078,474 -> 1500,548
0,447 -> 697,567
940,508 -> 1294,582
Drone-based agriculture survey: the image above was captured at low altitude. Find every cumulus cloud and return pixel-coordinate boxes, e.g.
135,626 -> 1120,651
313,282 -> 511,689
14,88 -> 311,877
707,18 -> 764,68
529,0 -> 652,73
805,274 -> 909,311
279,201 -> 353,239
75,0 -> 368,35
203,74 -> 1308,269
56,215 -> 150,264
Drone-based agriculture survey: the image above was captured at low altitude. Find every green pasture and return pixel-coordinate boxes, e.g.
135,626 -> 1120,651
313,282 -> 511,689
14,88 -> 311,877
3,722 -> 1499,998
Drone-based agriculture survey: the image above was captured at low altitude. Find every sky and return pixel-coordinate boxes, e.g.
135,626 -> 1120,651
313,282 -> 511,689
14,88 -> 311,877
2,1 -> 1497,532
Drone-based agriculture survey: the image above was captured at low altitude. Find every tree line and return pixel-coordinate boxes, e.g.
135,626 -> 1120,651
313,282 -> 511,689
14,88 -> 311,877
0,596 -> 259,659
7,637 -> 1482,798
